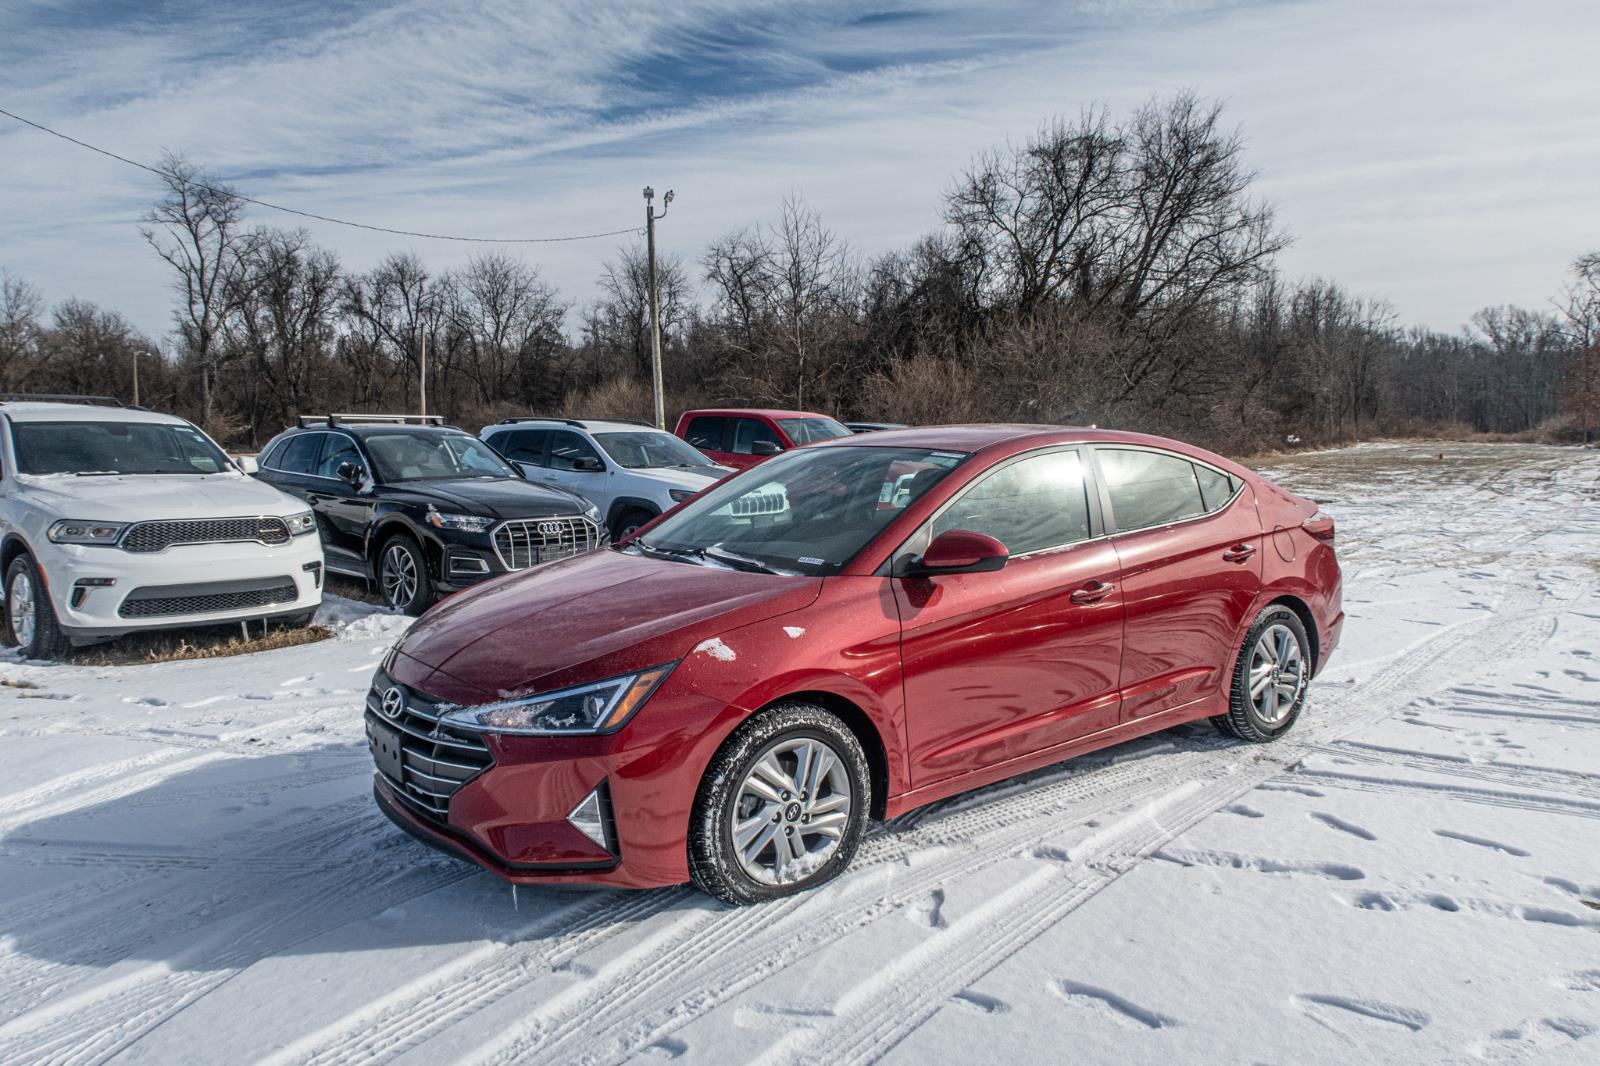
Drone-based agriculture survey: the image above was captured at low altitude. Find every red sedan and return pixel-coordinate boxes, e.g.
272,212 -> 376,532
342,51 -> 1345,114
366,425 -> 1342,904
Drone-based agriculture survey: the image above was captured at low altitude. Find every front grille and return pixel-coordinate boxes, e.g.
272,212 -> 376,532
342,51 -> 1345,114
366,680 -> 493,824
492,516 -> 602,571
122,517 -> 291,553
118,578 -> 298,618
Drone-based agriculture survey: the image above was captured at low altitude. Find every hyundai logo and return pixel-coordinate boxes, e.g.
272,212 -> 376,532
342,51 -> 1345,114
381,686 -> 405,719
536,521 -> 565,536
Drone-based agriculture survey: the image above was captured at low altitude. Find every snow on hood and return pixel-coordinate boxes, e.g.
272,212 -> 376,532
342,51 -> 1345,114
14,471 -> 306,520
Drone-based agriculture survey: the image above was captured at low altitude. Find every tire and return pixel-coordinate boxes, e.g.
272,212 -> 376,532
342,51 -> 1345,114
377,534 -> 434,616
611,507 -> 656,542
689,701 -> 871,905
1212,604 -> 1312,742
5,555 -> 73,660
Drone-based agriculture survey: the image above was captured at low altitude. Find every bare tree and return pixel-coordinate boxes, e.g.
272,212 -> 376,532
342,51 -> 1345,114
142,151 -> 252,429
0,271 -> 43,390
1561,253 -> 1600,445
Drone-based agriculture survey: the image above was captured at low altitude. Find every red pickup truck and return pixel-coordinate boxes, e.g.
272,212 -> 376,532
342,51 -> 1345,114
674,408 -> 853,471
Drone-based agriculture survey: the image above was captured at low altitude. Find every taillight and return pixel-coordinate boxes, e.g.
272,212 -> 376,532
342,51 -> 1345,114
1302,509 -> 1335,544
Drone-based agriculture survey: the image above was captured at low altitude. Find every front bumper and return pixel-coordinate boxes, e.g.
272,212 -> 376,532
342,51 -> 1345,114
39,535 -> 324,640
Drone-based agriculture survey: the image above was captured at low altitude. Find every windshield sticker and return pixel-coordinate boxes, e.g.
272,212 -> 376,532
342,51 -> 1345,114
797,556 -> 824,566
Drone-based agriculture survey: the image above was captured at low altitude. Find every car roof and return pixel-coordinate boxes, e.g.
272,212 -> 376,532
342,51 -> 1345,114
297,423 -> 469,437
810,423 -> 1250,470
1,402 -> 187,426
487,419 -> 667,434
679,408 -> 839,421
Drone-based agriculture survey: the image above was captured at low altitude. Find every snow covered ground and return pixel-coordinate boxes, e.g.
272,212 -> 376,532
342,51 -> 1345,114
1,441 -> 1597,1065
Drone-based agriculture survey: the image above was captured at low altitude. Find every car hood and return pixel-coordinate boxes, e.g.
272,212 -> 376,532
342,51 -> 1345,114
632,465 -> 731,491
395,548 -> 821,700
14,472 -> 303,520
399,477 -> 590,518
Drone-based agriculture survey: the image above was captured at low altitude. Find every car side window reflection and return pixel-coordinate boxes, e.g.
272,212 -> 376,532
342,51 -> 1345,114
548,431 -> 602,471
1100,448 -> 1207,531
933,450 -> 1091,556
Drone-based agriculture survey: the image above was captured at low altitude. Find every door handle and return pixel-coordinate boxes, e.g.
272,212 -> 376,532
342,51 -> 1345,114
1069,581 -> 1115,604
1222,543 -> 1257,563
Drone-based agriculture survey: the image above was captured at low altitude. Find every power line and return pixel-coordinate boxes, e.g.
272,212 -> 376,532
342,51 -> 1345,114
0,105 -> 645,244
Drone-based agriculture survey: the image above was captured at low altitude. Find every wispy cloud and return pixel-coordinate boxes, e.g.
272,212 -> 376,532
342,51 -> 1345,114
1,0 -> 1597,339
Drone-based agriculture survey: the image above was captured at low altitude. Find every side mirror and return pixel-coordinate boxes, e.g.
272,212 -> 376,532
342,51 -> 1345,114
573,456 -> 605,473
337,461 -> 366,487
751,440 -> 781,456
232,455 -> 259,474
908,529 -> 1009,576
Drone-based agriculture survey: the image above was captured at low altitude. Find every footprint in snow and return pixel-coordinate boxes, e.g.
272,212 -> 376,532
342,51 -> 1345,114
1558,970 -> 1600,993
1310,812 -> 1378,841
951,989 -> 1009,1014
1292,993 -> 1429,1033
1433,829 -> 1530,857
122,696 -> 170,707
1224,803 -> 1265,818
1049,979 -> 1177,1030
906,887 -> 947,929
639,1036 -> 688,1059
1472,1017 -> 1594,1062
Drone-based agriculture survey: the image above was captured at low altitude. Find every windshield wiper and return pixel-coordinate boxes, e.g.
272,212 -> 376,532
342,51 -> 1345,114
701,546 -> 782,575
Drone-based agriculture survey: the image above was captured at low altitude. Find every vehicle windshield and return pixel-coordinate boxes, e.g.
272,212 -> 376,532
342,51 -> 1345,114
630,445 -> 966,576
12,420 -> 230,476
777,417 -> 853,445
593,430 -> 718,470
364,431 -> 518,482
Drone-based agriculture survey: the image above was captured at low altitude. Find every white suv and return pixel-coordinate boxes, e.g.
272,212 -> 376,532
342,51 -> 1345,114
0,398 -> 324,658
480,418 -> 730,540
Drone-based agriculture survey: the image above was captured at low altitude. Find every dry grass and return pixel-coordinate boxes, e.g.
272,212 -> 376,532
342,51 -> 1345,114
326,573 -> 383,606
68,620 -> 332,666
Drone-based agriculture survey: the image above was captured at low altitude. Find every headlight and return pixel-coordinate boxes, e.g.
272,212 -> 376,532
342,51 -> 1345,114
48,520 -> 128,545
427,507 -> 494,533
582,502 -> 602,524
438,664 -> 675,736
668,489 -> 696,503
285,510 -> 317,535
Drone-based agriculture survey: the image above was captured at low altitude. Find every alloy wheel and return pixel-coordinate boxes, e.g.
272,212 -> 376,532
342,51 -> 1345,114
8,570 -> 34,648
381,544 -> 418,608
731,736 -> 853,885
1249,622 -> 1306,724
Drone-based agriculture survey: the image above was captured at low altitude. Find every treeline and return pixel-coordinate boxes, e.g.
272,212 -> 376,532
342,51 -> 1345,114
2,93 -> 1596,453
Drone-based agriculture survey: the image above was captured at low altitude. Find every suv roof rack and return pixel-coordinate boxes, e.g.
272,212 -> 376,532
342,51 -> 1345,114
298,413 -> 446,428
0,392 -> 132,408
494,415 -> 656,429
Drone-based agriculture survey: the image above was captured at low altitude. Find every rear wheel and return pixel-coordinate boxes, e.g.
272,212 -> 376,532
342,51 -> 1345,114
6,555 -> 73,660
1212,605 -> 1311,742
378,535 -> 434,616
689,702 -> 870,905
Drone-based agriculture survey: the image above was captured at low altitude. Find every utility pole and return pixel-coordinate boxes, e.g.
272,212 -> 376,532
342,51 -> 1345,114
419,329 -> 428,417
644,186 -> 674,430
131,349 -> 141,406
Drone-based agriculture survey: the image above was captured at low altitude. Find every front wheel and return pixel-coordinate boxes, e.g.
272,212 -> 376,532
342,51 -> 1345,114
689,702 -> 871,905
610,507 -> 656,542
378,535 -> 434,616
6,555 -> 73,660
1212,605 -> 1311,742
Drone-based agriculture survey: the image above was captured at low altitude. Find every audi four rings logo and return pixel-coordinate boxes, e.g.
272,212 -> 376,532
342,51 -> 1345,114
381,687 -> 404,718
536,521 -> 565,536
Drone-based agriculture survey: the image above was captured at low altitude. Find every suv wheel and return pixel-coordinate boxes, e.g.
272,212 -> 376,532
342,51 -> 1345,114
689,701 -> 871,905
1212,605 -> 1311,742
611,507 -> 656,542
378,535 -> 434,616
6,555 -> 73,660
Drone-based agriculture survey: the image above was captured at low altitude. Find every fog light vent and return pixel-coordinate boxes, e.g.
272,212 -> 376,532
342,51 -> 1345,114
567,784 -> 612,852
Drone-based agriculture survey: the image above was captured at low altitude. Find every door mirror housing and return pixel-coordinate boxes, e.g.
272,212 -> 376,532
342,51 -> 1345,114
907,529 -> 1009,576
336,461 -> 366,487
573,456 -> 605,473
750,440 -> 782,456
232,454 -> 259,474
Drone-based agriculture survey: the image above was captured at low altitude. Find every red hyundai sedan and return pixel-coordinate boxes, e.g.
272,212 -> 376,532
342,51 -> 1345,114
366,425 -> 1341,904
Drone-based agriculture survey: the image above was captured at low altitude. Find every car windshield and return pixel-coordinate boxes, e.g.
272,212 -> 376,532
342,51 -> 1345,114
777,417 -> 853,445
630,445 -> 966,576
12,420 -> 230,476
593,431 -> 717,469
364,431 -> 518,482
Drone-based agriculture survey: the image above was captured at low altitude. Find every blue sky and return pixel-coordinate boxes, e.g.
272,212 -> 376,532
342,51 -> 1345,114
3,0 -> 1598,342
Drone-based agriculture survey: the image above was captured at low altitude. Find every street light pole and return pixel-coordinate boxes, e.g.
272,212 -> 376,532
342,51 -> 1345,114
419,329 -> 428,417
643,186 -> 674,430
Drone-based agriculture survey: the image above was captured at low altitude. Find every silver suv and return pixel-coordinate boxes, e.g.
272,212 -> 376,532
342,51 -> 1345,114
480,418 -> 730,540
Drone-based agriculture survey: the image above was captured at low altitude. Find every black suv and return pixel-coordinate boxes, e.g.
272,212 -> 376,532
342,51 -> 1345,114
254,415 -> 606,614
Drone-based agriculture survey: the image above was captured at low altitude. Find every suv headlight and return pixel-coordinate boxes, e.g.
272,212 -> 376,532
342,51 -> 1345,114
427,507 -> 494,533
285,510 -> 317,535
582,502 -> 602,524
668,489 -> 695,503
48,520 -> 128,545
438,664 -> 675,736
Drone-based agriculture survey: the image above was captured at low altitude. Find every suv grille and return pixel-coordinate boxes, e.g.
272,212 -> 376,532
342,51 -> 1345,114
122,517 -> 291,553
118,578 -> 298,618
365,678 -> 492,825
492,516 -> 601,571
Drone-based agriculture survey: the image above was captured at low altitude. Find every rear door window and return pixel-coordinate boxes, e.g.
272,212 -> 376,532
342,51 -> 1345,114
684,416 -> 728,452
1099,448 -> 1207,532
1193,464 -> 1238,512
933,450 -> 1092,555
731,418 -> 781,455
497,428 -> 551,465
276,433 -> 324,476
